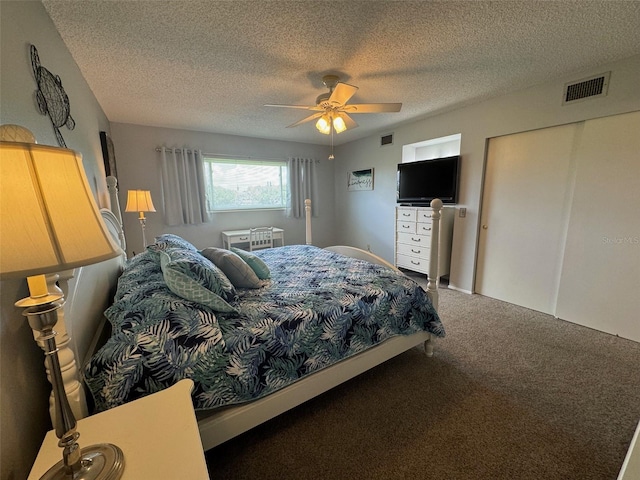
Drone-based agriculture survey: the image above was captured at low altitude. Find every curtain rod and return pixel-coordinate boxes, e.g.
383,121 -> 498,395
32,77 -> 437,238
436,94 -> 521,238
155,147 -> 285,162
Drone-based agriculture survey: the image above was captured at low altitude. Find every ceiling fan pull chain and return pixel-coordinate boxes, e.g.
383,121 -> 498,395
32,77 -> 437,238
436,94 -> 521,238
329,127 -> 335,160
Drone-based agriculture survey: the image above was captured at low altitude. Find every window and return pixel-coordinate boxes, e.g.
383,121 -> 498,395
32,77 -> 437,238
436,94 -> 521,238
202,157 -> 288,211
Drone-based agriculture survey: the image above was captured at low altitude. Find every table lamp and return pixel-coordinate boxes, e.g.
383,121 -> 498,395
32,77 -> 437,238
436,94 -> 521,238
124,189 -> 156,251
0,127 -> 125,479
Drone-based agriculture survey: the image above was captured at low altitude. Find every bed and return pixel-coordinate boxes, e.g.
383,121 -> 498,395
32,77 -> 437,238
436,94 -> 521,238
58,179 -> 446,452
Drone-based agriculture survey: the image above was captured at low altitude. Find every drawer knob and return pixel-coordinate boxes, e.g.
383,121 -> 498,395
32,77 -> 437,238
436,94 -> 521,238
411,237 -> 421,242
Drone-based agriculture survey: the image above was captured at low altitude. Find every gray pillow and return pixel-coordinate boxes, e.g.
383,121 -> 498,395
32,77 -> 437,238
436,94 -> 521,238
200,247 -> 263,288
230,247 -> 271,280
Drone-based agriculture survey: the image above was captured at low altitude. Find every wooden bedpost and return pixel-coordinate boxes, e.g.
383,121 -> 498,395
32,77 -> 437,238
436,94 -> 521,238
426,198 -> 442,307
32,272 -> 89,423
305,198 -> 312,245
106,176 -> 126,252
424,198 -> 443,356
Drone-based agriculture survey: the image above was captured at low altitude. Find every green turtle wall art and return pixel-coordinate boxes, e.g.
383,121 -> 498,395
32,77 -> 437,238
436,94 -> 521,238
30,44 -> 75,147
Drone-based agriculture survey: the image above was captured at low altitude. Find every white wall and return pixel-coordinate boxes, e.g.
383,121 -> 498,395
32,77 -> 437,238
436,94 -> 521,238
403,134 -> 462,163
110,123 -> 335,256
334,55 -> 640,293
0,2 -> 112,479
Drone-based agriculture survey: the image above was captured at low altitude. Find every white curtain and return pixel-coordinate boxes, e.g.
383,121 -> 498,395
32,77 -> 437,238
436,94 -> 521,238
287,157 -> 318,218
159,147 -> 208,226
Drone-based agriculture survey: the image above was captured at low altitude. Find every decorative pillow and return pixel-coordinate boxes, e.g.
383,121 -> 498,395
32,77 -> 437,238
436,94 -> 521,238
159,249 -> 237,312
150,234 -> 198,252
230,247 -> 271,280
200,247 -> 263,289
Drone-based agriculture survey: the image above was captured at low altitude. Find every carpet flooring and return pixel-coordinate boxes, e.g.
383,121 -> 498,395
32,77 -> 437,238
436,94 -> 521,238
205,277 -> 640,480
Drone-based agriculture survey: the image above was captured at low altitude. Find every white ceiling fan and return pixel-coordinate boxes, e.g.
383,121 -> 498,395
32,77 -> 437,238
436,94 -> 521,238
265,75 -> 402,135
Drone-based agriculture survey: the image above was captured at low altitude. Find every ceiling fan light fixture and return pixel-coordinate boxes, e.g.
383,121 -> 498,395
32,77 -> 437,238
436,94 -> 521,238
267,74 -> 400,134
333,114 -> 347,134
316,114 -> 331,135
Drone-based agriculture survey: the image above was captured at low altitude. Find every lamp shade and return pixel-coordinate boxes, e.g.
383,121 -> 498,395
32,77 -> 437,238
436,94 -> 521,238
315,114 -> 331,135
0,141 -> 122,278
332,114 -> 347,134
125,190 -> 156,213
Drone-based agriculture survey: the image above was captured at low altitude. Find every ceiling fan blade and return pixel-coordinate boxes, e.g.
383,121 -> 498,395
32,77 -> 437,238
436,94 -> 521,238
328,82 -> 358,107
342,103 -> 402,113
287,112 -> 324,128
340,113 -> 359,130
265,104 -> 324,111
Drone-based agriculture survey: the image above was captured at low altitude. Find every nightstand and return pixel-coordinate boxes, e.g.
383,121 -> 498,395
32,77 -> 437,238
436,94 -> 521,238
28,379 -> 209,479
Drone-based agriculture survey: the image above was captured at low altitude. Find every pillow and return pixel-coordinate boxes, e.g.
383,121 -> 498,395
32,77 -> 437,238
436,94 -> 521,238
230,247 -> 271,280
150,234 -> 198,252
159,249 -> 237,312
200,247 -> 263,289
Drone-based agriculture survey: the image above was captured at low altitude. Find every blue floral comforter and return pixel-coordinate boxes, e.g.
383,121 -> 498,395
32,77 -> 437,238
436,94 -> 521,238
85,245 -> 444,412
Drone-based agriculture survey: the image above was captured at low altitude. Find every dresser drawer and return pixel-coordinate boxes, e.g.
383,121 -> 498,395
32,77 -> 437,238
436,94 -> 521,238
396,242 -> 429,258
415,223 -> 434,236
396,253 -> 430,274
396,220 -> 416,234
397,231 -> 431,247
416,210 -> 436,223
396,208 -> 417,222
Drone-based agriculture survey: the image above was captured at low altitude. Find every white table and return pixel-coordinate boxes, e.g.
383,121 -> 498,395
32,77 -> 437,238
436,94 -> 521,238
221,227 -> 284,249
29,379 -> 209,479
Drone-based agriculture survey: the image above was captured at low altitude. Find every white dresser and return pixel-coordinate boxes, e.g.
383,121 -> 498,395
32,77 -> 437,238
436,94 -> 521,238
395,205 -> 454,277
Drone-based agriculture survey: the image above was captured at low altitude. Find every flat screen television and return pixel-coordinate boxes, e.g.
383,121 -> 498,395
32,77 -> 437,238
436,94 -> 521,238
397,155 -> 460,204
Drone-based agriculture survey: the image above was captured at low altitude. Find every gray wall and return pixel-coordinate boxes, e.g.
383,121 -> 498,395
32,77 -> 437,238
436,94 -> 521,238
333,55 -> 640,293
0,2 -> 111,478
109,123 -> 334,256
0,5 -> 332,476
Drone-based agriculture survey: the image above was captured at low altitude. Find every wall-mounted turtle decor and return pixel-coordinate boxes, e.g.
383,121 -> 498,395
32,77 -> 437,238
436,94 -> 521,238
30,44 -> 75,147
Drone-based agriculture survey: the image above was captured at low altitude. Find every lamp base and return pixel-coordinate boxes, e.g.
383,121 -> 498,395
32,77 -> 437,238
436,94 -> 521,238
40,443 -> 124,480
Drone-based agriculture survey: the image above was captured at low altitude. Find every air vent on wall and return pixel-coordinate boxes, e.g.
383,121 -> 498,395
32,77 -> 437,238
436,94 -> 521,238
562,72 -> 610,105
380,133 -> 394,146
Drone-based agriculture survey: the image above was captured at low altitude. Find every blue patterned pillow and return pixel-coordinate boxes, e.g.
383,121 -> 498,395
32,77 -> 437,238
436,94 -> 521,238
230,247 -> 271,280
159,249 -> 237,312
150,234 -> 198,252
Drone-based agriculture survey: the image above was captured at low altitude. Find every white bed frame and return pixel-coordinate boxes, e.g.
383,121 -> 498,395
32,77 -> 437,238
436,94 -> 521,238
55,179 -> 444,451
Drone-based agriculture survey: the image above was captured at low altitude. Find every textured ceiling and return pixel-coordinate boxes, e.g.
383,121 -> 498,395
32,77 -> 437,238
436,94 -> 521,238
42,1 -> 640,146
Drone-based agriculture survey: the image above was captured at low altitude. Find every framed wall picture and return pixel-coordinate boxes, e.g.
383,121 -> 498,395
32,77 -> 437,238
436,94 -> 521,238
347,168 -> 374,191
99,131 -> 118,178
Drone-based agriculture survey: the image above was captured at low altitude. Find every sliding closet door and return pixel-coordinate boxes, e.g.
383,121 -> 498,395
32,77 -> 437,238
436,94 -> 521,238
475,124 -> 580,314
556,111 -> 640,342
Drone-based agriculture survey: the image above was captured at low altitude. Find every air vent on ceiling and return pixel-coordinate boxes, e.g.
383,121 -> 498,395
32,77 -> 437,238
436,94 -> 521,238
562,72 -> 610,105
380,133 -> 394,146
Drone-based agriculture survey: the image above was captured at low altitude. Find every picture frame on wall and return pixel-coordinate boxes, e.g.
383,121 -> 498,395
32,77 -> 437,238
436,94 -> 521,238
99,131 -> 118,178
347,168 -> 374,191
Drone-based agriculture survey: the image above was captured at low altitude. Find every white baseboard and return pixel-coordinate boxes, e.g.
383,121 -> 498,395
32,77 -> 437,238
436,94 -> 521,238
446,284 -> 473,294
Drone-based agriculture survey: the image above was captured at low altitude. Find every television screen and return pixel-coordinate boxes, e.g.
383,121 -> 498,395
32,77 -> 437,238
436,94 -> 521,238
397,156 -> 460,204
